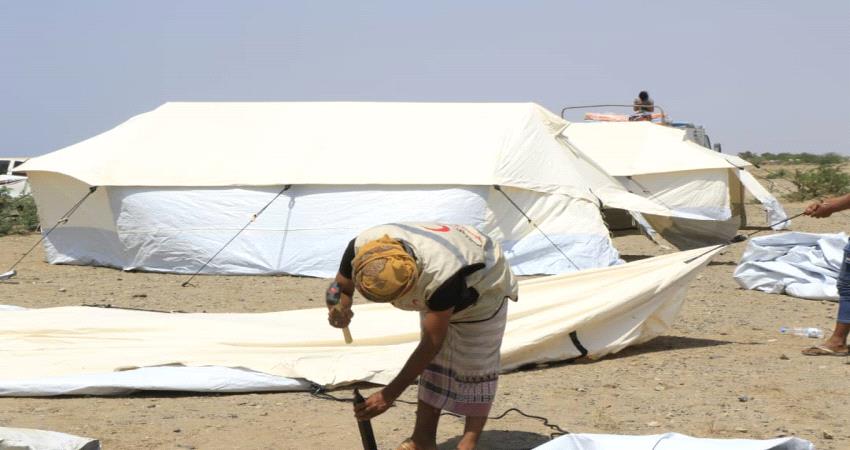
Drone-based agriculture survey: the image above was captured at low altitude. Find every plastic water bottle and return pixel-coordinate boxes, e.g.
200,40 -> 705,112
779,327 -> 824,338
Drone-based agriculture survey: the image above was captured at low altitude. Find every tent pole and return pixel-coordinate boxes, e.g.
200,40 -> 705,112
492,185 -> 580,271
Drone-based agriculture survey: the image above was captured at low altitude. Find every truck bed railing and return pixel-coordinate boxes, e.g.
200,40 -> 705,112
560,104 -> 668,123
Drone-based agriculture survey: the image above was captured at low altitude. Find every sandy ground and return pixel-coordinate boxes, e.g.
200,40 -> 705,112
1,200 -> 849,450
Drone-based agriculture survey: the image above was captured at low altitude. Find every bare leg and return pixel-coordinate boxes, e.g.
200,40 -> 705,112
406,400 -> 441,450
803,322 -> 850,355
456,415 -> 488,450
824,244 -> 850,353
824,322 -> 850,351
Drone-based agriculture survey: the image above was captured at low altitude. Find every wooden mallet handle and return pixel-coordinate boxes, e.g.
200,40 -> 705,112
327,281 -> 353,344
335,304 -> 354,344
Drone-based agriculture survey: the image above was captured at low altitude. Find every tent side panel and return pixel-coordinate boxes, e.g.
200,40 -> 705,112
733,169 -> 789,229
627,169 -> 732,221
28,173 -> 127,268
643,213 -> 739,249
28,182 -> 624,277
481,186 -> 621,275
111,185 -> 492,277
624,169 -> 743,249
728,168 -> 747,227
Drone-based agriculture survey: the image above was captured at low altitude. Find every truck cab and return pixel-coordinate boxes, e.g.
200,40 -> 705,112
669,122 -> 722,152
0,157 -> 31,197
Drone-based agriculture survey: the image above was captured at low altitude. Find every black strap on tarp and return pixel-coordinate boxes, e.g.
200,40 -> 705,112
569,330 -> 589,357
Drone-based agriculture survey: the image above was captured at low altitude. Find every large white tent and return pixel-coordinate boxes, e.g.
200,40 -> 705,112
562,121 -> 788,249
18,102 -> 674,276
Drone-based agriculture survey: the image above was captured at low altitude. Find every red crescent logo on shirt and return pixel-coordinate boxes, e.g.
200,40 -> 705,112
423,225 -> 450,232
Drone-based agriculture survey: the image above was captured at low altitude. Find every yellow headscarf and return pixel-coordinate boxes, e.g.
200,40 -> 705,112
352,235 -> 418,303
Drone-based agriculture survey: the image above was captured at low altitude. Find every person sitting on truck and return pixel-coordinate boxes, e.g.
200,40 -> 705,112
633,91 -> 655,113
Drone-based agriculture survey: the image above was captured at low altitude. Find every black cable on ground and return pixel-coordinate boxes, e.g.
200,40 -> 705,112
309,384 -> 569,440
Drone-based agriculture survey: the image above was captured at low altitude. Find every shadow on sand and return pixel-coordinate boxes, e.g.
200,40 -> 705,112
620,256 -> 740,266
518,335 -> 735,372
707,260 -> 738,266
618,254 -> 654,263
439,430 -> 550,450
601,335 -> 734,359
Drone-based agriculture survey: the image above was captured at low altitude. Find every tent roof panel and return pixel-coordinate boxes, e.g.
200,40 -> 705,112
19,102 -> 588,193
562,121 -> 751,176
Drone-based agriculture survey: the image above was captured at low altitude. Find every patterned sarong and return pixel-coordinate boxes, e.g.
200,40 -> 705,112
418,299 -> 508,417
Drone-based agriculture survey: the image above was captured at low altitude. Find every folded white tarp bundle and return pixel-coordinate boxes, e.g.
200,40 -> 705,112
0,247 -> 718,396
534,432 -> 813,450
0,427 -> 100,450
734,232 -> 847,300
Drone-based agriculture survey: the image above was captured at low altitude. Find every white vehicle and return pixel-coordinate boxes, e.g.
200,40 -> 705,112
0,157 -> 30,197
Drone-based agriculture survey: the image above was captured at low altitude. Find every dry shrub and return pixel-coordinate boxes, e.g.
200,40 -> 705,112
785,165 -> 850,201
0,189 -> 39,235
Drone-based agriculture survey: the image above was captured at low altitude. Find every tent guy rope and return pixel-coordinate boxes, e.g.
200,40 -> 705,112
493,185 -> 580,271
0,186 -> 98,281
181,184 -> 292,287
683,211 -> 807,264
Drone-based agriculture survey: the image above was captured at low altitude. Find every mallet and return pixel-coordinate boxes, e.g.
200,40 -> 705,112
326,281 -> 353,344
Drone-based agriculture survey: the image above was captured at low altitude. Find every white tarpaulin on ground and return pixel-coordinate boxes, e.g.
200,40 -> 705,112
562,122 -> 788,248
18,102 -> 676,276
0,247 -> 718,396
0,366 -> 311,397
734,232 -> 847,300
0,427 -> 100,450
535,432 -> 813,450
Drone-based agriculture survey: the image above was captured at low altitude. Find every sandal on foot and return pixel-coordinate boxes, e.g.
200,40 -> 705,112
801,345 -> 850,356
396,438 -> 417,450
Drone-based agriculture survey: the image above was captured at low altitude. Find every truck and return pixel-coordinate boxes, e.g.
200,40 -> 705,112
0,157 -> 31,197
560,104 -> 723,152
668,122 -> 722,152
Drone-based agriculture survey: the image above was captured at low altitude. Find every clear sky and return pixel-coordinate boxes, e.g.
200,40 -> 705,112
1,1 -> 848,158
